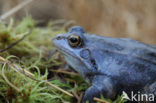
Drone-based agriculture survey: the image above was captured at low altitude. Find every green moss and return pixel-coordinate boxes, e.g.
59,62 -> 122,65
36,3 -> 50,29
0,16 -> 86,103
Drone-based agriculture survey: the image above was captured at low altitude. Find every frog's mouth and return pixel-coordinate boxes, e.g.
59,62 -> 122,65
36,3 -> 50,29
55,46 -> 78,59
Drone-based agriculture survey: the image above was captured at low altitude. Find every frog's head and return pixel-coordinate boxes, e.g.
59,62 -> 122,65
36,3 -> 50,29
52,26 -> 99,82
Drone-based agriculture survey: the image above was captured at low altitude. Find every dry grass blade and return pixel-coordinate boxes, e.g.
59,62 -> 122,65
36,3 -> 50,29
50,69 -> 79,76
0,56 -> 6,63
0,56 -> 74,97
64,78 -> 76,83
0,0 -> 34,21
78,93 -> 83,103
45,81 -> 73,97
1,63 -> 21,92
72,90 -> 83,103
93,97 -> 110,103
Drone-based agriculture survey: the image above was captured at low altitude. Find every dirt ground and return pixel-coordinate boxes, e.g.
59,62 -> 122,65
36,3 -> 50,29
0,0 -> 156,44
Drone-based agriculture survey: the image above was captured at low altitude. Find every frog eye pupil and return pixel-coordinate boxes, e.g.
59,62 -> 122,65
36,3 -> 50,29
68,34 -> 82,47
69,37 -> 78,43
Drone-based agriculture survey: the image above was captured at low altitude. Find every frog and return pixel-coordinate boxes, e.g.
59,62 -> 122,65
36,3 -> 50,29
52,26 -> 156,103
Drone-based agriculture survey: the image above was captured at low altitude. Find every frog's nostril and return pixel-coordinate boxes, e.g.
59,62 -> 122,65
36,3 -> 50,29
56,36 -> 62,40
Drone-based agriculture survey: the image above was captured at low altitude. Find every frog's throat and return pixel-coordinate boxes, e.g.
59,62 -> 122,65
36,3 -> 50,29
56,47 -> 93,71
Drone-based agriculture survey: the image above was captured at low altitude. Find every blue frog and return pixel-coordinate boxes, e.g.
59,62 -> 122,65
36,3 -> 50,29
52,26 -> 156,103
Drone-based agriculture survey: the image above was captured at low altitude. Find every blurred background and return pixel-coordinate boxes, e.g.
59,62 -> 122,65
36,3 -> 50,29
0,0 -> 156,44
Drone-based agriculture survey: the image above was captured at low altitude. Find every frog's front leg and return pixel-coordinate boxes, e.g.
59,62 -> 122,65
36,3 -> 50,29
82,76 -> 117,103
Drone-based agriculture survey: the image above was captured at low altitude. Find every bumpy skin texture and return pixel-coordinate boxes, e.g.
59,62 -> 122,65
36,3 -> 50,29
52,26 -> 156,103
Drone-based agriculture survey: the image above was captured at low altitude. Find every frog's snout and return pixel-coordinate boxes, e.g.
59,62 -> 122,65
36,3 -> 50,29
56,36 -> 63,40
53,34 -> 66,41
52,35 -> 62,43
52,34 -> 67,48
53,35 -> 61,40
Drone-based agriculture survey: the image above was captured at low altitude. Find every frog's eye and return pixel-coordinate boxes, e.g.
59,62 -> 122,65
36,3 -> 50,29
68,34 -> 82,47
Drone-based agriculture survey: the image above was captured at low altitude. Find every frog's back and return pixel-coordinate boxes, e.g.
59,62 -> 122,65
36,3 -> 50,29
85,33 -> 156,66
118,38 -> 156,64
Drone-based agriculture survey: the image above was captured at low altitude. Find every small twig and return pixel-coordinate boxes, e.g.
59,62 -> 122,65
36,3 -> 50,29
64,78 -> 76,83
0,0 -> 34,21
45,81 -> 73,97
0,56 -> 74,97
0,56 -> 6,63
72,90 -> 83,103
78,93 -> 84,103
72,90 -> 80,101
0,30 -> 32,53
93,97 -> 110,103
1,63 -> 21,92
50,69 -> 79,76
11,63 -> 37,81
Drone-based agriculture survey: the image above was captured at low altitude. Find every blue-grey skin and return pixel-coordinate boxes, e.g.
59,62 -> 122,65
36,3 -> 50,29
52,26 -> 156,103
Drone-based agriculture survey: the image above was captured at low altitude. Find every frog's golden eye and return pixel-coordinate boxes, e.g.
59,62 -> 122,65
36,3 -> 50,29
68,34 -> 82,47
